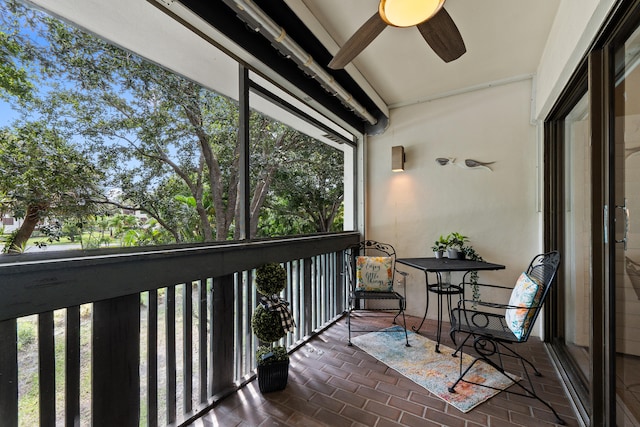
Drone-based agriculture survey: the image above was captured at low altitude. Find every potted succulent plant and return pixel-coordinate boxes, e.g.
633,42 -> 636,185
251,262 -> 294,393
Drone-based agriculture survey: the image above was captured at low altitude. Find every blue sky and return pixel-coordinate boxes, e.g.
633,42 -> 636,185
0,100 -> 20,125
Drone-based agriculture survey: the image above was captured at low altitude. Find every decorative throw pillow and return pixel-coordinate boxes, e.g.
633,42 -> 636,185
505,272 -> 540,340
524,274 -> 545,330
355,256 -> 393,292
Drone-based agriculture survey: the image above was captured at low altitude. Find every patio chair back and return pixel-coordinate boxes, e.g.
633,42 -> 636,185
447,250 -> 564,424
345,240 -> 397,295
517,250 -> 561,341
344,240 -> 409,346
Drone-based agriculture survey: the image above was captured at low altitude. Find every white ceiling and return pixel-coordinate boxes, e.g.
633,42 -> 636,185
33,0 -> 562,132
287,0 -> 561,109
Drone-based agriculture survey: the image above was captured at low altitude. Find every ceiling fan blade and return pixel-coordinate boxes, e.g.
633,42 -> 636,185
417,8 -> 466,63
328,13 -> 388,70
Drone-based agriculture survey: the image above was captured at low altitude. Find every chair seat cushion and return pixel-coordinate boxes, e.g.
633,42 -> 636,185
355,256 -> 393,292
505,272 -> 541,340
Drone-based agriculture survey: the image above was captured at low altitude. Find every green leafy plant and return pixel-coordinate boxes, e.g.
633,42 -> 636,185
2,229 -> 26,254
461,245 -> 483,304
251,303 -> 286,344
431,235 -> 448,252
256,263 -> 287,295
256,344 -> 289,366
447,232 -> 468,250
251,263 -> 292,367
436,232 -> 483,303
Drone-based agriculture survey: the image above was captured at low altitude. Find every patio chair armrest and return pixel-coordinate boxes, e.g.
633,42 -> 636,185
458,298 -> 544,311
457,299 -> 509,310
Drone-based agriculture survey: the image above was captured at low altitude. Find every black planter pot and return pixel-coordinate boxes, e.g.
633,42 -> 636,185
257,359 -> 289,393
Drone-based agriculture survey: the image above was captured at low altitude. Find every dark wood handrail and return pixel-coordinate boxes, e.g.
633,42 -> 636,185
0,232 -> 359,426
0,232 -> 359,322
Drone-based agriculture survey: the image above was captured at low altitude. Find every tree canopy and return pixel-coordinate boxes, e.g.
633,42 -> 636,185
0,0 -> 346,251
0,121 -> 102,251
0,31 -> 32,99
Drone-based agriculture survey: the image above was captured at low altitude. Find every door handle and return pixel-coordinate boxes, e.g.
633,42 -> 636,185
615,199 -> 630,250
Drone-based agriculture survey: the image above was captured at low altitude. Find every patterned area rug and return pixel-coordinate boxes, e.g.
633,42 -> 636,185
351,326 -> 518,413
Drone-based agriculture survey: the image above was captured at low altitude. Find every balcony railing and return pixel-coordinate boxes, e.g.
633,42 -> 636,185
0,232 -> 359,426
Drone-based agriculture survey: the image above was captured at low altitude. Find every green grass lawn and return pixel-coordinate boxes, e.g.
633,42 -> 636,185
16,287 -> 198,426
6,233 -> 119,250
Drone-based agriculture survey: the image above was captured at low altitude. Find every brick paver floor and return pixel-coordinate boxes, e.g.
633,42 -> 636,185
189,314 -> 579,426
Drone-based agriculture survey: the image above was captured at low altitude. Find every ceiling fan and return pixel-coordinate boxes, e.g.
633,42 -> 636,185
328,0 -> 466,70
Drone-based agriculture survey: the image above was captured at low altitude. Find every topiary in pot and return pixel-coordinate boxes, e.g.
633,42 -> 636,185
255,344 -> 289,393
255,262 -> 287,296
252,303 -> 286,343
256,344 -> 289,363
251,263 -> 294,393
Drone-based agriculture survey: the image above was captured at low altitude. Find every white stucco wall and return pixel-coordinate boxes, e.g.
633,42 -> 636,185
359,0 -> 620,331
535,0 -> 617,119
364,79 -> 539,322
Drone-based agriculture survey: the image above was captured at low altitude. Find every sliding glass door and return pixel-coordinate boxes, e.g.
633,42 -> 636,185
546,85 -> 593,422
562,92 -> 592,389
613,24 -> 640,426
546,2 -> 640,424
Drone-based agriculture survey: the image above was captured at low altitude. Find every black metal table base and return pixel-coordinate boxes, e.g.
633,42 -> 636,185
412,270 -> 463,352
397,257 -> 505,354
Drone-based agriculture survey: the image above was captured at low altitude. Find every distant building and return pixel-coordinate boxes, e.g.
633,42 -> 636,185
1,215 -> 22,232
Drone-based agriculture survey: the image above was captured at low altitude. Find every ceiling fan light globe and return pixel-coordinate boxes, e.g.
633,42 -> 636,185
378,0 -> 445,28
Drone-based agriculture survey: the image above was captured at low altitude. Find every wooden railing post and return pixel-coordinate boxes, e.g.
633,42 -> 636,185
211,274 -> 234,396
336,252 -> 345,314
66,306 -> 81,426
38,312 -> 55,426
303,258 -> 313,336
0,319 -> 17,427
92,295 -> 140,427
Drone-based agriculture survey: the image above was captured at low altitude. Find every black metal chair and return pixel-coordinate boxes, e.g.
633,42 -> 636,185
448,251 -> 564,424
345,240 -> 410,347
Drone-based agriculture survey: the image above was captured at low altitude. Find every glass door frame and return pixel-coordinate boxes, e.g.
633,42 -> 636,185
544,67 -> 598,425
544,1 -> 640,425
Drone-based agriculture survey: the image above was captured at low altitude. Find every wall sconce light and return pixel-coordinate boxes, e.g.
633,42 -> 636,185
392,146 -> 405,172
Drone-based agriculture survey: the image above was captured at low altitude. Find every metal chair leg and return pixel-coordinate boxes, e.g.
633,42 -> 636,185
451,331 -> 473,357
449,336 -> 566,425
400,310 -> 410,347
347,306 -> 353,346
496,341 -> 542,377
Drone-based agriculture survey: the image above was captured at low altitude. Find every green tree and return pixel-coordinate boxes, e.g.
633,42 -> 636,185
0,122 -> 102,252
30,15 -> 329,241
0,30 -> 32,99
29,17 -> 235,240
259,138 -> 344,236
0,0 -> 345,245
